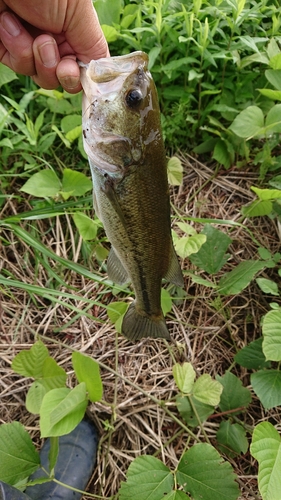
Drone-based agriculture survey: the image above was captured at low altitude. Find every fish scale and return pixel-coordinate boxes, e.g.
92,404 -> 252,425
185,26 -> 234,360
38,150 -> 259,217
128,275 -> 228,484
80,51 -> 183,341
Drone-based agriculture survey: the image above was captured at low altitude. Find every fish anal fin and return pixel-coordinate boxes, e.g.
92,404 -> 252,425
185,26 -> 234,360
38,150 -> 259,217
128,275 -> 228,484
107,247 -> 130,285
164,246 -> 184,287
122,302 -> 170,341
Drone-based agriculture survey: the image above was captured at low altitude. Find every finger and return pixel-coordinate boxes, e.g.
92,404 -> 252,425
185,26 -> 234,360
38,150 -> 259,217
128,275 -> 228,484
56,56 -> 82,94
0,11 -> 35,74
65,0 -> 110,62
32,34 -> 60,89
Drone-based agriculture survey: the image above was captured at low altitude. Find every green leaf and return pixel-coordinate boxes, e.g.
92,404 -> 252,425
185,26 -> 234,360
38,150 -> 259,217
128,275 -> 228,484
176,395 -> 214,428
173,363 -> 196,394
72,352 -> 103,402
193,374 -> 223,406
107,301 -> 128,333
40,357 -> 67,390
176,443 -> 239,500
256,278 -> 279,296
73,212 -> 98,240
213,139 -> 232,169
61,169 -> 92,197
60,114 -> 81,133
12,340 -> 49,378
217,372 -> 252,413
164,492 -> 191,500
265,104 -> 281,134
250,422 -> 281,500
251,370 -> 281,409
218,260 -> 265,295
26,381 -> 48,414
161,288 -> 173,316
40,385 -> 88,437
189,225 -> 232,274
229,106 -> 264,139
217,420 -> 248,457
174,234 -> 206,259
167,156 -> 183,186
262,309 -> 281,361
258,89 -> 281,101
234,338 -> 270,370
20,170 -> 61,198
241,199 -> 273,217
119,455 -> 173,500
0,63 -> 18,87
251,186 -> 281,200
0,422 -> 40,485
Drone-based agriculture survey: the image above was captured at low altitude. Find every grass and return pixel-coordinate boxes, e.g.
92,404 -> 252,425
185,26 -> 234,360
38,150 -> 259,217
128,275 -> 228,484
1,154 -> 280,499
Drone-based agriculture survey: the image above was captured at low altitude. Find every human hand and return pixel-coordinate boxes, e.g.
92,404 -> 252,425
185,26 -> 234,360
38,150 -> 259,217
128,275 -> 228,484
0,0 -> 109,93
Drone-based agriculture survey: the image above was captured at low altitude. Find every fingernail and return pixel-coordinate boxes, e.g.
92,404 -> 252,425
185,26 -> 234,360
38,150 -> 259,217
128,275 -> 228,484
38,40 -> 58,68
1,12 -> 21,36
60,75 -> 80,90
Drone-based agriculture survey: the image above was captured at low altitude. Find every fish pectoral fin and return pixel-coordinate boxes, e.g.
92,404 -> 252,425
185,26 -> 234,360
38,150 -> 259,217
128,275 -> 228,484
164,246 -> 184,287
102,176 -> 127,229
122,303 -> 170,341
107,247 -> 130,285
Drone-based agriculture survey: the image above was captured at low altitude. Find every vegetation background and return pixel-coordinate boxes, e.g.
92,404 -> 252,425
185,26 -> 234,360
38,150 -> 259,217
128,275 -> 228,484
1,0 -> 281,499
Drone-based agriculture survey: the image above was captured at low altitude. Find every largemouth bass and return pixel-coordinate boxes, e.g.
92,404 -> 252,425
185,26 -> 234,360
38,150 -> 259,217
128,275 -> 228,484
80,51 -> 183,341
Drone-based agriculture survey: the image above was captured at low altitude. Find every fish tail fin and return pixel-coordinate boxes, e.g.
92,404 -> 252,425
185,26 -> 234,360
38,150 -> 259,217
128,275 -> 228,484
122,302 -> 170,341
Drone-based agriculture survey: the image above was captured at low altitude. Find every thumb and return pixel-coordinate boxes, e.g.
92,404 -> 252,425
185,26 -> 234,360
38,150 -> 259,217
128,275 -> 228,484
64,0 -> 109,62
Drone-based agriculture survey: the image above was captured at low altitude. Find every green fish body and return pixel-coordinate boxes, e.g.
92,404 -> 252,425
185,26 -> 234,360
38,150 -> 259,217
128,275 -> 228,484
80,52 -> 183,341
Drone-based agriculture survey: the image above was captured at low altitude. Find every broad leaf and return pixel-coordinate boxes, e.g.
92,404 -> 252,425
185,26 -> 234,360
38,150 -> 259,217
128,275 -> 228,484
61,168 -> 92,196
176,443 -> 239,500
262,309 -> 281,361
218,260 -> 265,295
256,278 -> 279,296
119,456 -> 173,500
174,234 -> 206,259
234,338 -> 270,370
0,422 -> 40,485
164,492 -> 191,500
12,341 -> 49,378
251,370 -> 281,409
26,381 -> 48,414
229,106 -> 264,139
173,363 -> 195,394
73,212 -> 98,240
0,63 -> 18,87
189,225 -> 232,274
40,385 -> 88,437
176,395 -> 214,428
241,199 -> 273,217
40,357 -> 67,390
251,422 -> 281,500
193,374 -> 223,406
217,420 -> 248,457
265,104 -> 281,134
20,170 -> 61,198
217,372 -> 252,413
72,352 -> 103,402
251,186 -> 281,200
265,69 -> 281,90
167,156 -> 183,186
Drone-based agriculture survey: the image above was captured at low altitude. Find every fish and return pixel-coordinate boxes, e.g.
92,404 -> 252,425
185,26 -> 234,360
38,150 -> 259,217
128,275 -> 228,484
80,51 -> 183,341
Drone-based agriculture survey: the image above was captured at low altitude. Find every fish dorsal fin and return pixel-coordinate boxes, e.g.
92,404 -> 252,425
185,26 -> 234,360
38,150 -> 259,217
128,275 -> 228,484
164,246 -> 184,287
107,247 -> 130,285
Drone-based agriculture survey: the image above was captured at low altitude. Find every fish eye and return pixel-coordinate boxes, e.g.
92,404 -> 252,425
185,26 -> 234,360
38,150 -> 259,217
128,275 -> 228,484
125,89 -> 143,108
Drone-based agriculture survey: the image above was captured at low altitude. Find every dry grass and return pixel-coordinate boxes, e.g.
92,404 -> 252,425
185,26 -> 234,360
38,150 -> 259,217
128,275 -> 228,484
1,155 -> 281,499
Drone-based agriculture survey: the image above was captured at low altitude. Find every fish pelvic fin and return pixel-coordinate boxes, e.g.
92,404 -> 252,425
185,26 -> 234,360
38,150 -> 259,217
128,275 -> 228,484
164,246 -> 184,287
107,247 -> 130,285
122,302 -> 170,341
